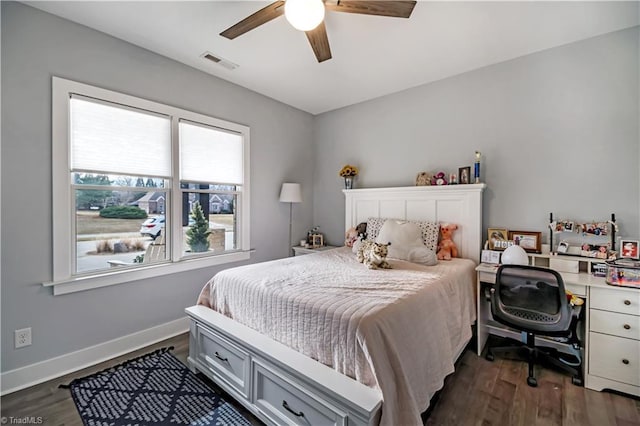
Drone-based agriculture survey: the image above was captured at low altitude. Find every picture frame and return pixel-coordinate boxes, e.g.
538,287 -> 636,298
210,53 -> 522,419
508,230 -> 542,253
459,166 -> 471,185
557,241 -> 569,253
488,228 -> 509,250
620,239 -> 639,259
311,234 -> 324,249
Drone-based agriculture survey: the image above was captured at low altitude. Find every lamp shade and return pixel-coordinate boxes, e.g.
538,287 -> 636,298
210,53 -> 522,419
501,245 -> 529,265
279,183 -> 302,203
284,0 -> 325,31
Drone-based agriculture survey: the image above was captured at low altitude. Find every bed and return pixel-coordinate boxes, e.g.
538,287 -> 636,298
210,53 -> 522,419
186,184 -> 486,426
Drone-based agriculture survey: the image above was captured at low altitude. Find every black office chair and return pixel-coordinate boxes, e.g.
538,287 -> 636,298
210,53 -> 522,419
485,264 -> 583,387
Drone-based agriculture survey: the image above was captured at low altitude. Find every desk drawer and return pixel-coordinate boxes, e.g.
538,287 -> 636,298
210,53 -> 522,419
253,361 -> 346,426
590,309 -> 640,340
478,271 -> 496,284
196,325 -> 250,398
590,287 -> 640,316
589,332 -> 640,386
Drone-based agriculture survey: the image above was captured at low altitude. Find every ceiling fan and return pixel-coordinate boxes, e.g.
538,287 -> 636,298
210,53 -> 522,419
220,0 -> 417,63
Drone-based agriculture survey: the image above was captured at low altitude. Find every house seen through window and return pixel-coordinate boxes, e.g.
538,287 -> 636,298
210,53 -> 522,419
51,77 -> 250,292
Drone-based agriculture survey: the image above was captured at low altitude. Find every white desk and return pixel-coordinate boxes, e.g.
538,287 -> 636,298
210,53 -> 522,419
476,258 -> 639,397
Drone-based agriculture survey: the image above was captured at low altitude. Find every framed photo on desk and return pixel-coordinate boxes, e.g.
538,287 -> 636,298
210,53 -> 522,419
508,231 -> 541,253
488,228 -> 509,250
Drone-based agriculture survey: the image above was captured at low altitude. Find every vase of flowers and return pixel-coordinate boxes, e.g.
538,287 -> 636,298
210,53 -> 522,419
339,164 -> 359,189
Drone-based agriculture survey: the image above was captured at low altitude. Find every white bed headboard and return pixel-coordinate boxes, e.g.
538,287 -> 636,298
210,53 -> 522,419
344,184 -> 486,263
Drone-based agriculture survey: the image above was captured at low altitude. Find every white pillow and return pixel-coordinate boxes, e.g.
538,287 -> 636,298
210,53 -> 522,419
375,220 -> 437,265
406,246 -> 437,266
367,217 -> 439,252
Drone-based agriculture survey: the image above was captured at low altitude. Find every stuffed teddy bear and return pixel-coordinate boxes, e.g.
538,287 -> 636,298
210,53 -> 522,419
431,172 -> 448,186
437,223 -> 458,260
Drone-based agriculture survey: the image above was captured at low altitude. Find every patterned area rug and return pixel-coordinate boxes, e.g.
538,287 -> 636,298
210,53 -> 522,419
65,347 -> 252,426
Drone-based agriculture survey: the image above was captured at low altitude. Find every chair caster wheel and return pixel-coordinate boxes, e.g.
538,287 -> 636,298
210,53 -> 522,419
527,377 -> 537,387
572,377 -> 583,386
485,352 -> 494,362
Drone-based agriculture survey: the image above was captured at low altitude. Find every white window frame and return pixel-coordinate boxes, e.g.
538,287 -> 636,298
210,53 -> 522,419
47,77 -> 250,295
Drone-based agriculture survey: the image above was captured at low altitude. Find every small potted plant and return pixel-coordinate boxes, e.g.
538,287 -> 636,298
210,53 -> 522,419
339,164 -> 359,189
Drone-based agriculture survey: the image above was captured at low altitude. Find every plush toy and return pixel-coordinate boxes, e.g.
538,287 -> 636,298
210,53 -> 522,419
415,172 -> 432,186
431,172 -> 448,186
345,227 -> 359,248
357,240 -> 392,269
437,223 -> 458,260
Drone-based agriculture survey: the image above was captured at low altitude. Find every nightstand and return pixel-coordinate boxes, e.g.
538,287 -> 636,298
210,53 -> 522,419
292,245 -> 339,256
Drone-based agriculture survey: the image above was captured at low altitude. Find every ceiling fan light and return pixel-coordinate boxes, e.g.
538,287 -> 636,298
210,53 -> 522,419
284,0 -> 325,32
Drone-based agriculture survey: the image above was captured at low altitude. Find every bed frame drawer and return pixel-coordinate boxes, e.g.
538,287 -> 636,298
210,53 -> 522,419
196,324 -> 250,398
187,306 -> 382,426
253,360 -> 347,426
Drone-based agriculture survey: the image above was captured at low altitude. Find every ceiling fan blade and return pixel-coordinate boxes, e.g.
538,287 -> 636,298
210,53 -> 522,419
306,22 -> 332,63
220,1 -> 285,39
325,1 -> 416,18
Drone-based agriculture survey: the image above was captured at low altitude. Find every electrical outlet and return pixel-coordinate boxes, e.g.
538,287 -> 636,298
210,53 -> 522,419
15,327 -> 32,348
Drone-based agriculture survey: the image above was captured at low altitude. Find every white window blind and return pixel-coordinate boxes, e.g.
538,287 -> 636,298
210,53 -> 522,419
179,120 -> 244,184
70,96 -> 171,177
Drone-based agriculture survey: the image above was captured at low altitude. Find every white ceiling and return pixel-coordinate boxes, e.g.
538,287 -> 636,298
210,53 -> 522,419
24,1 -> 639,115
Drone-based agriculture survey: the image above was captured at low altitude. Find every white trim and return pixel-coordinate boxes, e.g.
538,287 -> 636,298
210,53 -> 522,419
0,317 -> 190,396
51,76 -> 251,294
52,77 -> 73,282
44,251 -> 250,295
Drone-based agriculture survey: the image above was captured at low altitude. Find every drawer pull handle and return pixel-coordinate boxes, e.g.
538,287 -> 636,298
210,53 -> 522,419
624,300 -> 631,305
623,324 -> 631,330
282,400 -> 304,418
622,359 -> 630,365
214,351 -> 228,362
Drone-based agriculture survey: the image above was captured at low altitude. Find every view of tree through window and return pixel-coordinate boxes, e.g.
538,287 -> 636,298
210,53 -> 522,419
52,77 -> 250,291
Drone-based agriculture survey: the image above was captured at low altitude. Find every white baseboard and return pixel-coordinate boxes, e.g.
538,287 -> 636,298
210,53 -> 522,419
1,316 -> 190,395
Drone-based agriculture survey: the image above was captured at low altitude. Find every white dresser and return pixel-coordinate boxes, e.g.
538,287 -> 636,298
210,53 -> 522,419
587,285 -> 640,396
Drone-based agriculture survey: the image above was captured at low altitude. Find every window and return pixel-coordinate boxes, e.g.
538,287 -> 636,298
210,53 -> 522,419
50,77 -> 250,294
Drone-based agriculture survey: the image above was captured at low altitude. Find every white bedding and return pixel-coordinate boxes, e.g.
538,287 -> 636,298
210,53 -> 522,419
197,247 -> 476,425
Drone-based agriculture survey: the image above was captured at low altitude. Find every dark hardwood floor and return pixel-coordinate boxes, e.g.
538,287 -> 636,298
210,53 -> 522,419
2,333 -> 639,425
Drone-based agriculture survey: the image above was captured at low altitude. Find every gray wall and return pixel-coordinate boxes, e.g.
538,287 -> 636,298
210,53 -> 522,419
313,27 -> 639,248
1,2 -> 314,372
2,2 -> 639,375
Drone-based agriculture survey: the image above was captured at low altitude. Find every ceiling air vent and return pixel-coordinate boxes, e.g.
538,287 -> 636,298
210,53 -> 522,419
201,52 -> 238,70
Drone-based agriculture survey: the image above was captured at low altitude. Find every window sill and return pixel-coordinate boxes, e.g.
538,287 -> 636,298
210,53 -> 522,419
43,251 -> 251,295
